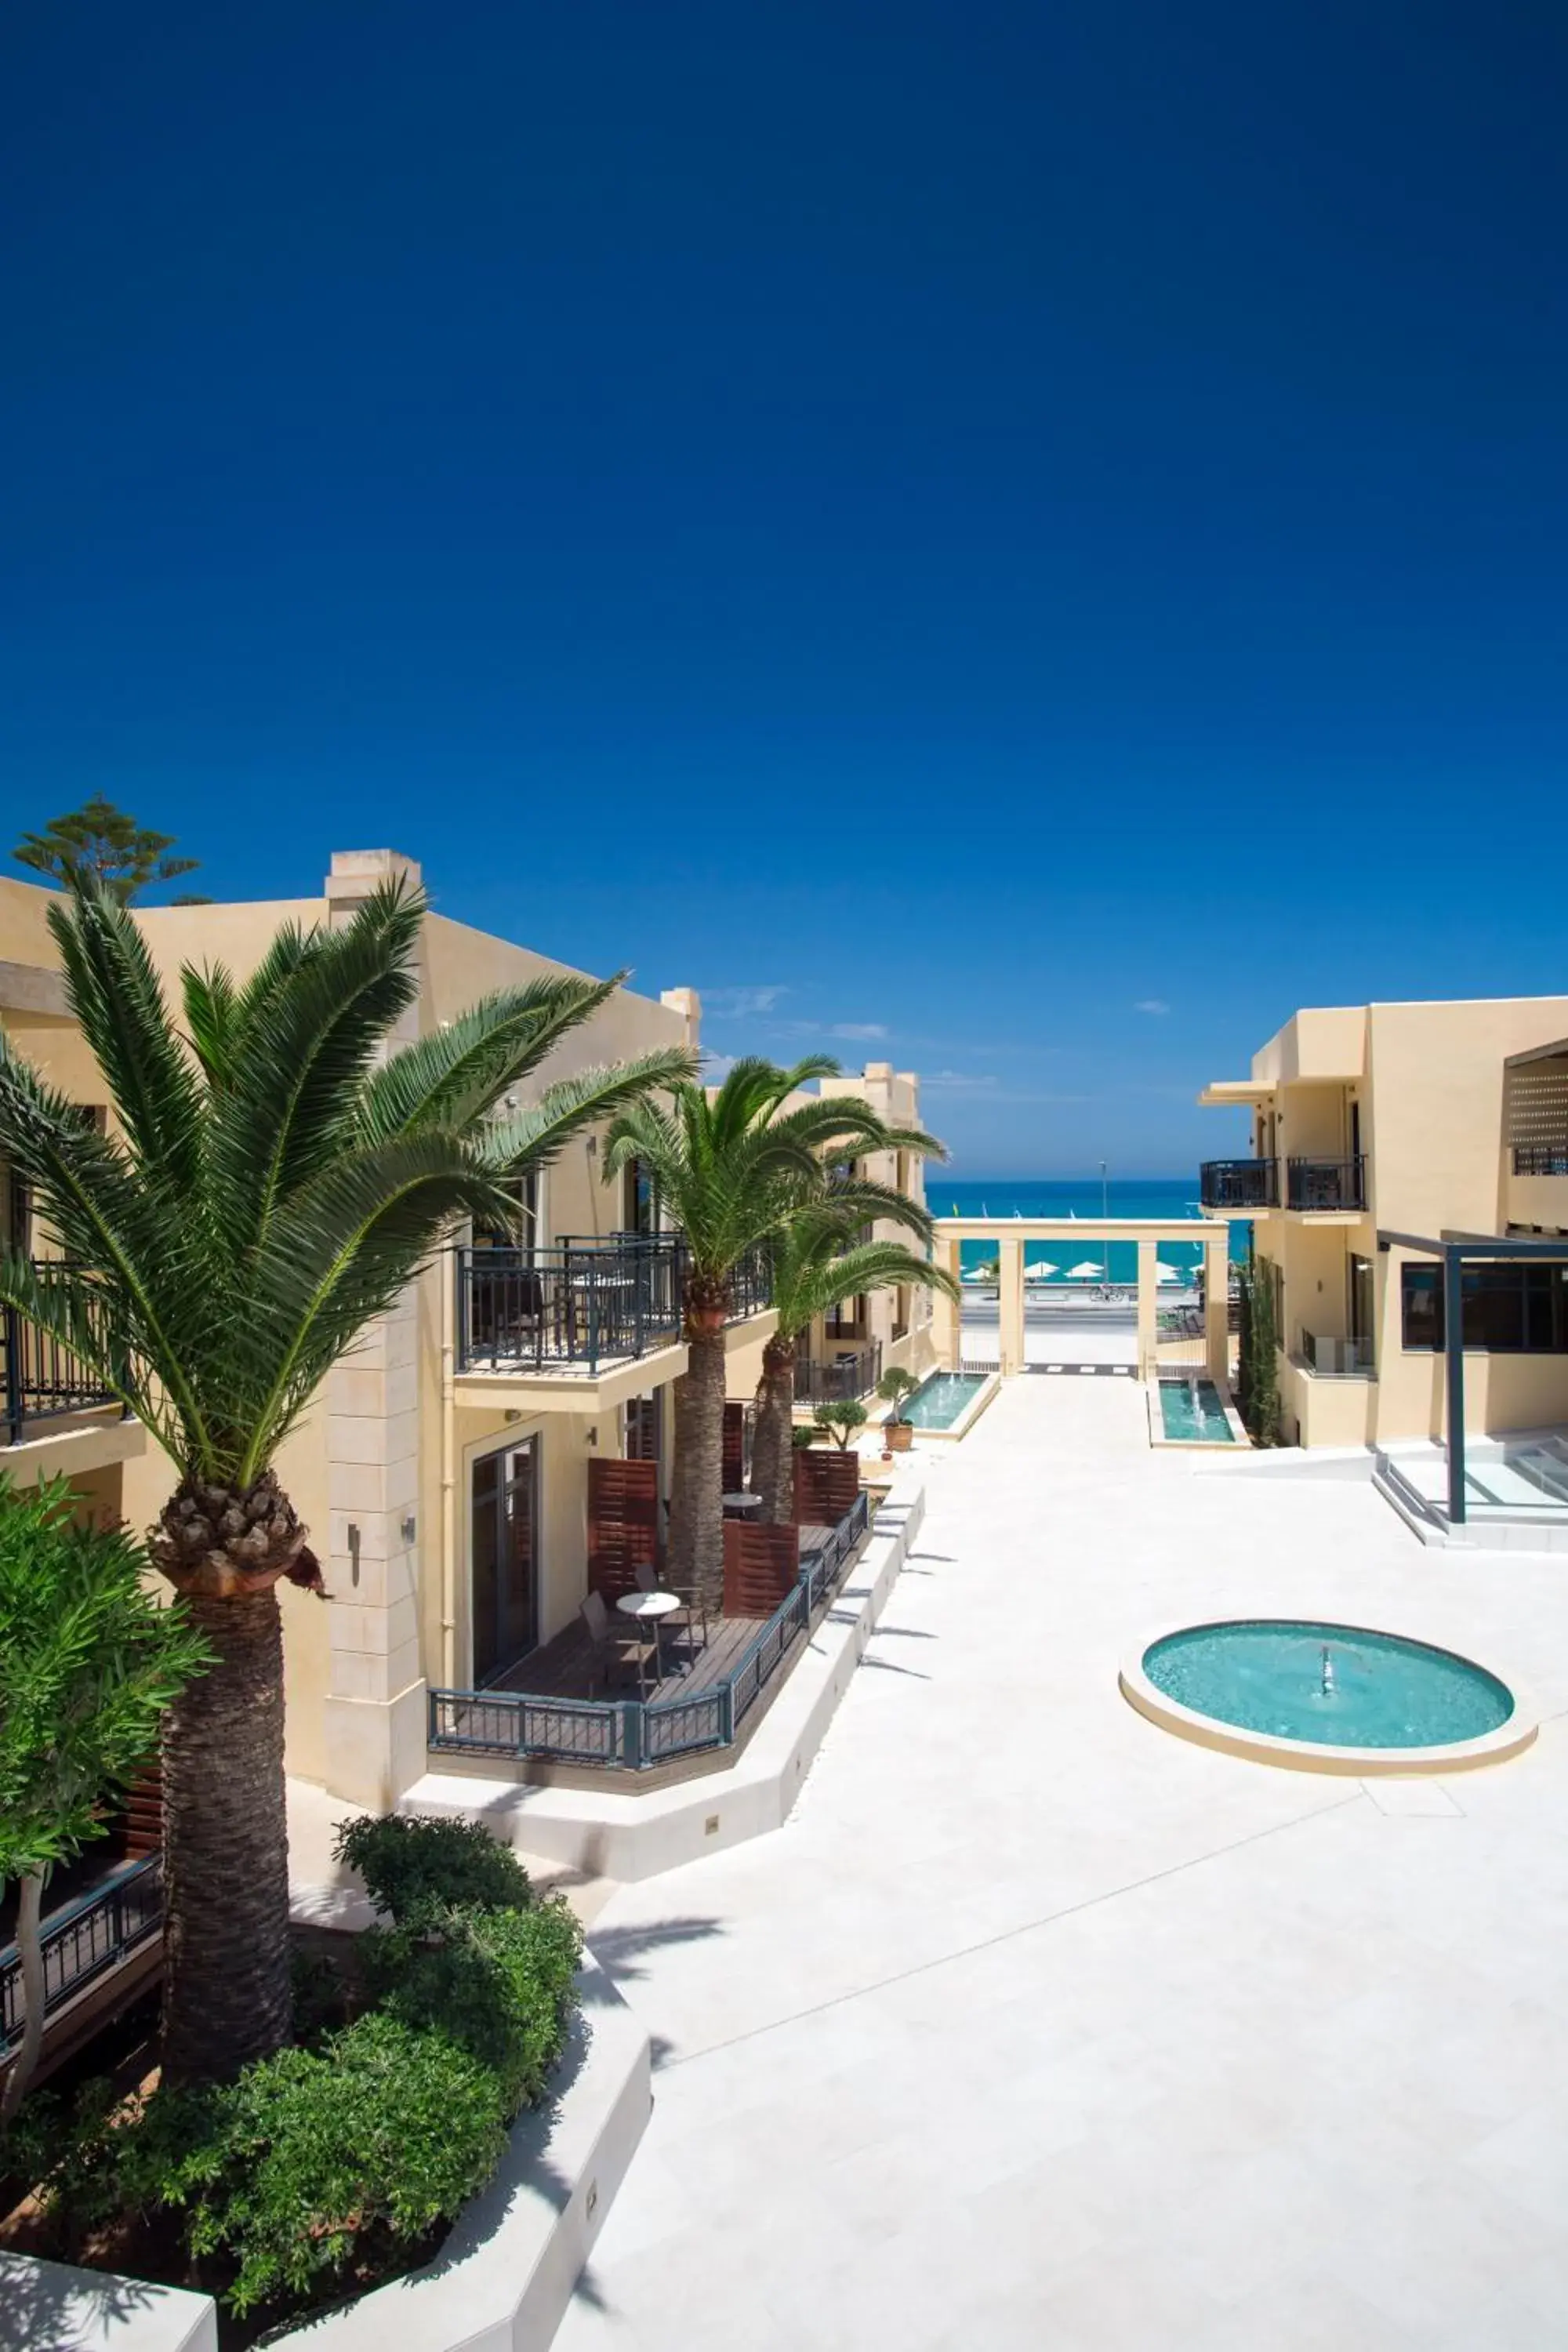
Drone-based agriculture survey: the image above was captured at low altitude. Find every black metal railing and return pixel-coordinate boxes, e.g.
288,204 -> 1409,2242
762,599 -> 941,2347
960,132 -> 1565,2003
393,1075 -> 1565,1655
0,1857 -> 163,2052
1199,1160 -> 1279,1210
1285,1156 -> 1366,1212
3,1263 -> 119,1446
456,1239 -> 683,1375
796,1342 -> 884,1406
1514,1144 -> 1568,1176
428,1490 -> 872,1770
456,1236 -> 773,1375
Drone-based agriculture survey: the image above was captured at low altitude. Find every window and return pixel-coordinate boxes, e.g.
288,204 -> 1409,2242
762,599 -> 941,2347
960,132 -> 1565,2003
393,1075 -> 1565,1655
893,1285 -> 909,1341
1401,1263 -> 1568,1353
826,1296 -> 866,1339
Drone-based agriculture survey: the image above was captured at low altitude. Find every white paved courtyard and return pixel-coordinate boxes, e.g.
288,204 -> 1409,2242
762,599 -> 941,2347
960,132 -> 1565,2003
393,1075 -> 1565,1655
557,1374 -> 1568,2350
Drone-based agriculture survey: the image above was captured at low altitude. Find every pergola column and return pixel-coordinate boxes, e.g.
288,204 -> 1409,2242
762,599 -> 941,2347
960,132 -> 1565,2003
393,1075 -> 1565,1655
1204,1237 -> 1230,1385
1137,1240 -> 1157,1379
999,1235 -> 1026,1377
933,1232 -> 964,1372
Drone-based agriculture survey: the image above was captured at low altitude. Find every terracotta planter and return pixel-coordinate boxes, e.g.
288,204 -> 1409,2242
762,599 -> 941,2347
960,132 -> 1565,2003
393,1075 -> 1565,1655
886,1421 -> 914,1452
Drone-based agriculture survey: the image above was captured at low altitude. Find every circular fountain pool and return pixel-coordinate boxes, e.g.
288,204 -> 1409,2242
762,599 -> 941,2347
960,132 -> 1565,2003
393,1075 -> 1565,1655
1120,1619 -> 1537,1774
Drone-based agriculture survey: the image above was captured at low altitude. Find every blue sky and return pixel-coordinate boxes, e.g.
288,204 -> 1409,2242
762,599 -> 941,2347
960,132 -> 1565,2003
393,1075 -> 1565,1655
5,3 -> 1566,1175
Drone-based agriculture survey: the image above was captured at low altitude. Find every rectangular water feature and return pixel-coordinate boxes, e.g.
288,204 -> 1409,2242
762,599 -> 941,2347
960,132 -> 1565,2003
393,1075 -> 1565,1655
900,1372 -> 989,1431
1157,1377 -> 1236,1443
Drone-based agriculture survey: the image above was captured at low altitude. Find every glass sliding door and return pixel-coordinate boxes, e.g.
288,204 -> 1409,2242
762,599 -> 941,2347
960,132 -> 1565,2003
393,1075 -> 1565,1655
470,1436 -> 539,1684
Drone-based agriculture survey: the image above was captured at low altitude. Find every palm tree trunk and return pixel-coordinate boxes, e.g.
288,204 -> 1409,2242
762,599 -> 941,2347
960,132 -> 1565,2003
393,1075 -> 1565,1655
667,1325 -> 728,1616
750,1334 -> 797,1526
160,1588 -> 292,2083
0,1872 -> 47,2125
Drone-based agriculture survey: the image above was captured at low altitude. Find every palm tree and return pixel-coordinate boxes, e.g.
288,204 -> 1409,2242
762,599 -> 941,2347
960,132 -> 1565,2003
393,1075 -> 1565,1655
748,1196 -> 960,1523
0,875 -> 693,2082
603,1058 -> 942,1612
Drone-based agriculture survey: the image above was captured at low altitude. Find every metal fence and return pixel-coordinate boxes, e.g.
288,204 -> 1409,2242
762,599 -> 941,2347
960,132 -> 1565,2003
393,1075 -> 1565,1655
795,1343 -> 883,1405
429,1490 -> 872,1770
1200,1159 -> 1279,1210
456,1236 -> 773,1376
3,1265 -> 120,1446
1285,1156 -> 1367,1211
0,1856 -> 163,2052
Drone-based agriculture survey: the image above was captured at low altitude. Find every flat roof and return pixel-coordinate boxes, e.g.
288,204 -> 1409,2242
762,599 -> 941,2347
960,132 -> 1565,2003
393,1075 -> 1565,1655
1379,1228 -> 1568,1260
1504,1036 -> 1568,1069
1197,1079 -> 1276,1106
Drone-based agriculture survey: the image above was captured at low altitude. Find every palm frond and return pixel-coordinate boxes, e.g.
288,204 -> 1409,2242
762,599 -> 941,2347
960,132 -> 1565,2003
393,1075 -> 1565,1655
46,875 -> 203,1196
0,1038 -> 216,1458
238,1134 -> 507,1479
479,1051 -> 696,1173
358,973 -> 644,1143
205,879 -> 424,1263
775,1240 -> 959,1339
180,964 -> 242,1091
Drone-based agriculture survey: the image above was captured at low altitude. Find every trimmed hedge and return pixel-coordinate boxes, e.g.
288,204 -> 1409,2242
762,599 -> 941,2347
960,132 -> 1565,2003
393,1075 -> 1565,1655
336,1809 -> 535,1926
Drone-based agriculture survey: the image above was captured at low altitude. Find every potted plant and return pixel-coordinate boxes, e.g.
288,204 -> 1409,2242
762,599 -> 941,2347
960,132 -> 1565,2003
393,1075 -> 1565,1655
790,1421 -> 822,1450
812,1399 -> 869,1452
876,1367 -> 921,1450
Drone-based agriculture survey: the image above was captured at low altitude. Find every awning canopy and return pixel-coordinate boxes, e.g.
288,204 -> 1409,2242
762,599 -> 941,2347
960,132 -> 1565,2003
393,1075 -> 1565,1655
1378,1229 -> 1568,1526
1197,1078 -> 1277,1108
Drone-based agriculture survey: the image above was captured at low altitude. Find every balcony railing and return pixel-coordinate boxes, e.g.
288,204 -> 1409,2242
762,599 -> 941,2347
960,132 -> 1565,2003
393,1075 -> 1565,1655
3,1264 -> 120,1446
1299,1330 -> 1374,1377
428,1490 -> 871,1769
1199,1159 -> 1279,1210
796,1341 -> 884,1406
456,1236 -> 773,1376
1,1856 -> 162,2053
1285,1156 -> 1366,1212
1514,1144 -> 1568,1176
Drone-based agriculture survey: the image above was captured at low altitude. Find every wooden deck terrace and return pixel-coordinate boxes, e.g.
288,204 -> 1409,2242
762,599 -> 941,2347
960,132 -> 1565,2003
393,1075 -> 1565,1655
491,1606 -> 768,1709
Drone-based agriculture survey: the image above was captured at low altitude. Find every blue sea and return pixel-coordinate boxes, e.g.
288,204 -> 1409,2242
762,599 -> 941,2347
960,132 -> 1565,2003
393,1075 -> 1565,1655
940,1179 -> 1248,1285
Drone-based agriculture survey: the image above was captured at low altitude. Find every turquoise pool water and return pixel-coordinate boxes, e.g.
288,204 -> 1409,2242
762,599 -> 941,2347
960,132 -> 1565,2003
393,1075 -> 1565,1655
1157,1379 -> 1234,1442
1142,1621 -> 1515,1749
901,1372 -> 988,1430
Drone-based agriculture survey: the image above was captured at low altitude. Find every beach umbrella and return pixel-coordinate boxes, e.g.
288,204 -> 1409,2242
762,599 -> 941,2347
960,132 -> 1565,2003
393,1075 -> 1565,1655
1066,1259 -> 1105,1279
1155,1261 -> 1184,1284
1024,1260 -> 1059,1283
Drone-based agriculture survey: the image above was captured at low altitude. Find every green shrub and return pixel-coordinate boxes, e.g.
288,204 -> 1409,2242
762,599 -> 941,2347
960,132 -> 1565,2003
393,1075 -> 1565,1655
52,2014 -> 508,2319
875,1366 -> 920,1419
360,1896 -> 583,2114
812,1399 -> 868,1450
335,1811 -> 533,1926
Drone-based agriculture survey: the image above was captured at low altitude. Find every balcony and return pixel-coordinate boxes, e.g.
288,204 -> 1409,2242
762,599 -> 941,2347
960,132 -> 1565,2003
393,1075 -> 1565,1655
1285,1156 -> 1366,1212
455,1236 -> 771,1377
1299,1330 -> 1374,1377
3,1266 -> 120,1447
1199,1159 -> 1279,1210
796,1341 -> 884,1406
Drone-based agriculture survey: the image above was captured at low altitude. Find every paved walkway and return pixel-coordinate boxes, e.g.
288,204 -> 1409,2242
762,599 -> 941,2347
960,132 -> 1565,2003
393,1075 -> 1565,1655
557,1376 -> 1568,2350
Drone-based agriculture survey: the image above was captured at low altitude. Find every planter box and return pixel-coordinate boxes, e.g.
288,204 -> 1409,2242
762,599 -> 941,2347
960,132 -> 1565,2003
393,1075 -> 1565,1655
2,1962 -> 649,2352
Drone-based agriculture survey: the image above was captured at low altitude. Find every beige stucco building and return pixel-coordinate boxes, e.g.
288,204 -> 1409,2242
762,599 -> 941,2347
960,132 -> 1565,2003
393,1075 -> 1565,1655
1,851 -> 931,1810
1200,996 -> 1568,1452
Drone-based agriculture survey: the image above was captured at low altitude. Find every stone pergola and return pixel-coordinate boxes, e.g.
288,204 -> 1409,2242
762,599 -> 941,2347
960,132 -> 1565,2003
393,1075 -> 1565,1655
930,1217 -> 1234,1382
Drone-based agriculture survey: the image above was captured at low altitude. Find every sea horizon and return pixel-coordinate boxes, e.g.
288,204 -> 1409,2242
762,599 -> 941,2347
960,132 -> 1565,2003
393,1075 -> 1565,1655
939,1176 -> 1248,1279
